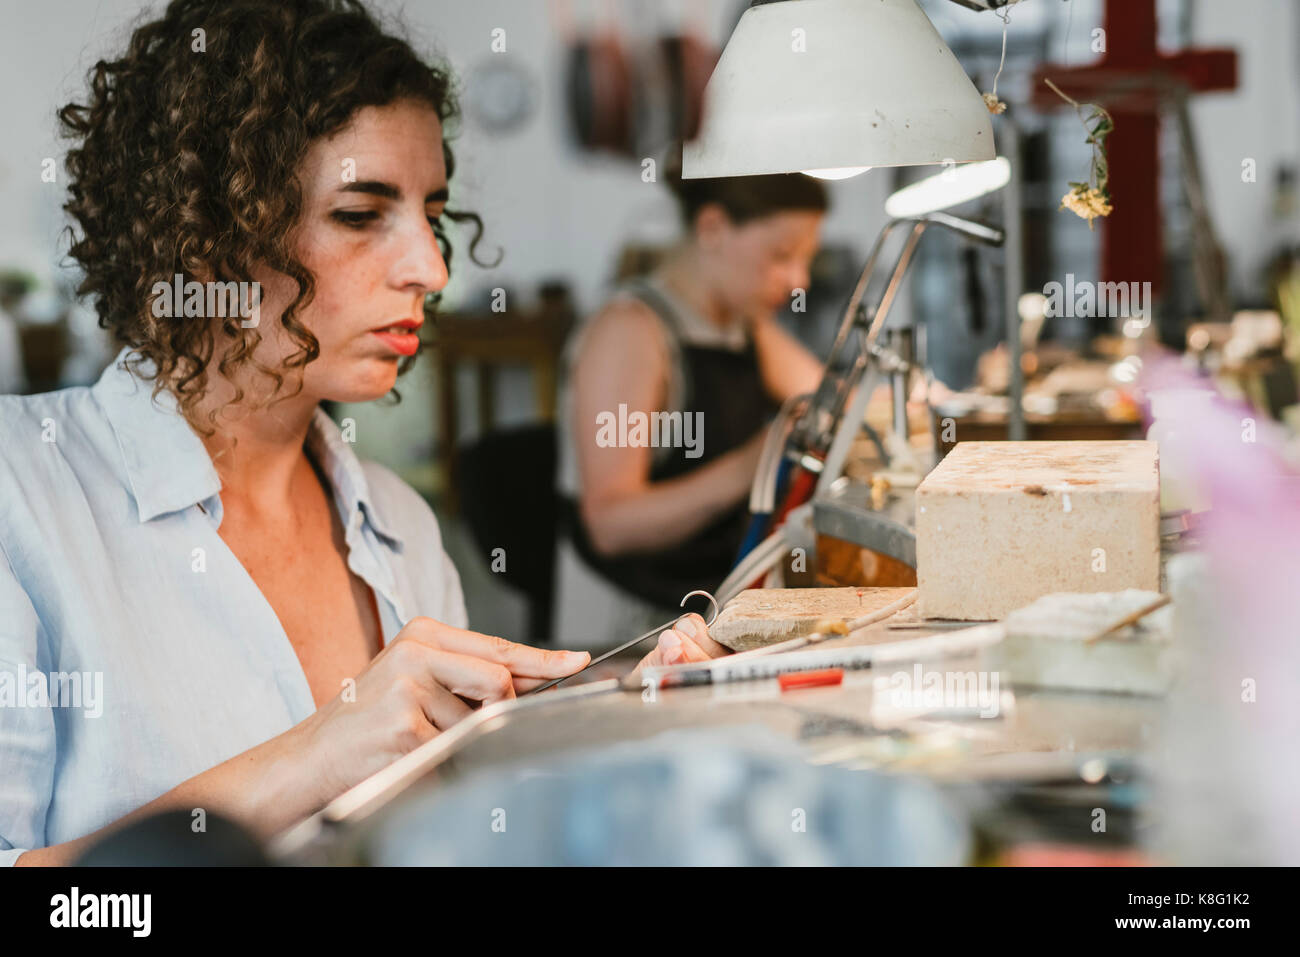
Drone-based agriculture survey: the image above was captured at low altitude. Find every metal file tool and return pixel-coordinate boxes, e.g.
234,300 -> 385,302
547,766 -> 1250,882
524,589 -> 720,695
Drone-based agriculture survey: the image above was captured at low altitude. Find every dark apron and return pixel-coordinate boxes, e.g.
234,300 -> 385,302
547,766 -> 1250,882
561,281 -> 777,609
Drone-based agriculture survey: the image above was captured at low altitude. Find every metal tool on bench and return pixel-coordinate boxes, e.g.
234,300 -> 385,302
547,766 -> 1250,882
524,589 -> 720,695
722,212 -> 1006,604
795,213 -> 1005,496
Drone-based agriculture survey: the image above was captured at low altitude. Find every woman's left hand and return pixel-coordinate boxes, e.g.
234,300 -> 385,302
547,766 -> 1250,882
633,612 -> 729,674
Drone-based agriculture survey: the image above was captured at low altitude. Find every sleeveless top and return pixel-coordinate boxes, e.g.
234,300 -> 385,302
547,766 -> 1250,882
556,276 -> 778,609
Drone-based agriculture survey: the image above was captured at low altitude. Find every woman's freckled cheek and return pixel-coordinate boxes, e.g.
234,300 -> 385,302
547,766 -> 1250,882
297,231 -> 380,333
312,277 -> 370,336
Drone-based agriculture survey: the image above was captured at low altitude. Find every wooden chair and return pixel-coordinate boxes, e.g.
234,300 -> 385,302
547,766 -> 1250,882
428,285 -> 575,515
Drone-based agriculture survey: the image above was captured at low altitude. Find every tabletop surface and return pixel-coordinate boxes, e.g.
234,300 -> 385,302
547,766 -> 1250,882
298,608 -> 1164,856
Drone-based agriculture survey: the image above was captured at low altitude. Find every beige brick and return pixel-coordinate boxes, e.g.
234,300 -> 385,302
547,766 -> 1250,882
915,441 -> 1160,620
710,586 -> 916,651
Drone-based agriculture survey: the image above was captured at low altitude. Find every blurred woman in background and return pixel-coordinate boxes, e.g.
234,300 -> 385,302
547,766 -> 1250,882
554,164 -> 830,648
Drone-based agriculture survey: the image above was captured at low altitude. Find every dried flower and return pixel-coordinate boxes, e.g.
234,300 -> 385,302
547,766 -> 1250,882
1060,183 -> 1113,230
1044,77 -> 1116,227
982,92 -> 1007,114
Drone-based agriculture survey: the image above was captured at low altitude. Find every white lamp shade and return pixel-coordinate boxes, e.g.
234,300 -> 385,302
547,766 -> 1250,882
682,0 -> 996,179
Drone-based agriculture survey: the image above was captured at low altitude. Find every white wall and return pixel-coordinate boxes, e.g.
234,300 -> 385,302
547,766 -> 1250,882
1188,0 -> 1300,296
0,0 -> 146,279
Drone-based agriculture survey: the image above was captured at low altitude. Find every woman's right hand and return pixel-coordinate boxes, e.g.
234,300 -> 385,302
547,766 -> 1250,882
16,621 -> 588,864
297,618 -> 590,805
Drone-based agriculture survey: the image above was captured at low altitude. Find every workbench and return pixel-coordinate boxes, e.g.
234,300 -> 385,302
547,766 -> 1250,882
279,603 -> 1162,866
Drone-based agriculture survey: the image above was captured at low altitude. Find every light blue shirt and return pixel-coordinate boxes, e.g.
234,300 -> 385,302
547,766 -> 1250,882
0,348 -> 466,864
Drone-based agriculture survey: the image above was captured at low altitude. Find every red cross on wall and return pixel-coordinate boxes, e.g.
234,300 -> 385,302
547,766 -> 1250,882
1031,0 -> 1236,298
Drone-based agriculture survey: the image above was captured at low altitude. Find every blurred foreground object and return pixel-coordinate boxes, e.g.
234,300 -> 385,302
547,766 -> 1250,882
76,809 -> 269,866
990,590 -> 1174,696
1141,356 -> 1300,865
358,726 -> 970,866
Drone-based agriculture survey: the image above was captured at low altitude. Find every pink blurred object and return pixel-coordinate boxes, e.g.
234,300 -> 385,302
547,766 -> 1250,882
1001,843 -> 1154,867
1139,350 -> 1300,864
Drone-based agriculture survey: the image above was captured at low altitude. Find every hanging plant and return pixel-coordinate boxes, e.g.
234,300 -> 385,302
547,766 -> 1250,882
1045,77 -> 1114,229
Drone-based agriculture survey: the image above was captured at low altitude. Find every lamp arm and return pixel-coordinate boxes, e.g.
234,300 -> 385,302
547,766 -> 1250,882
791,211 -> 1005,478
921,211 -> 1005,246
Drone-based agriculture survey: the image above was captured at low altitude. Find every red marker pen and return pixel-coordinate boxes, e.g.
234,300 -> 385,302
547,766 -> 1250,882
778,668 -> 844,691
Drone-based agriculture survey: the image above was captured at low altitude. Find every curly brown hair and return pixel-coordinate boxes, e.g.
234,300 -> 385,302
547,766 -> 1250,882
59,0 -> 485,426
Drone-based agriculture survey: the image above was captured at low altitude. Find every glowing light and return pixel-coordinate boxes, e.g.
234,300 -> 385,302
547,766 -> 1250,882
885,157 -> 1011,218
802,166 -> 872,180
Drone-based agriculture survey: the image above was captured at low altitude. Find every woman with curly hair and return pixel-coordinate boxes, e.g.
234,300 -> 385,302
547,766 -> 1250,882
0,0 -> 725,866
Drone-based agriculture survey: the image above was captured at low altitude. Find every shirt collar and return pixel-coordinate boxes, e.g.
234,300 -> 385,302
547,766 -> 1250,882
92,348 -> 404,551
305,406 -> 404,552
93,349 -> 222,523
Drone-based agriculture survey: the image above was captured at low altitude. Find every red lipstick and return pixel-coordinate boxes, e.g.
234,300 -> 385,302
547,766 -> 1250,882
371,318 -> 422,357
